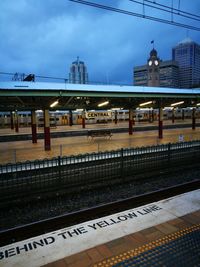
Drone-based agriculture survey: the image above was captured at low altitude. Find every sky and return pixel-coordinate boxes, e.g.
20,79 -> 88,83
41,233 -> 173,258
0,0 -> 200,85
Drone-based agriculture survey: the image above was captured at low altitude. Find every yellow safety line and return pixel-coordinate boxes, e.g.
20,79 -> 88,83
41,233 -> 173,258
94,223 -> 200,267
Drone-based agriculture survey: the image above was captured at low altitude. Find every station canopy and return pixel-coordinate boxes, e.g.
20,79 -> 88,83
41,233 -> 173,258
0,81 -> 200,111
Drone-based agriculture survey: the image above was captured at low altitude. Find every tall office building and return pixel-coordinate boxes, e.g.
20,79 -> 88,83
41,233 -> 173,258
159,60 -> 179,88
172,38 -> 200,88
69,57 -> 88,84
134,50 -> 179,88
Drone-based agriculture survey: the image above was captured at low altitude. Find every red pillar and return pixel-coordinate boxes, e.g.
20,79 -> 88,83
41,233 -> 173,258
192,108 -> 196,130
10,111 -> 14,130
114,110 -> 117,124
151,109 -> 154,122
172,108 -> 175,123
82,110 -> 86,129
44,109 -> 51,151
129,109 -> 133,135
158,107 -> 163,139
15,112 -> 19,132
148,109 -> 152,123
182,109 -> 185,121
31,110 -> 37,143
69,110 -> 73,126
132,110 -> 135,125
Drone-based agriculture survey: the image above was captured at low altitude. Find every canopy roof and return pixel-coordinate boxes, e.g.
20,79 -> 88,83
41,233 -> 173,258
0,81 -> 199,111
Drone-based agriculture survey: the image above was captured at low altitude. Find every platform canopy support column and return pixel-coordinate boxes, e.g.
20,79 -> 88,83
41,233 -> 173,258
152,109 -> 154,122
158,107 -> 163,139
149,108 -> 154,123
31,110 -> 37,143
44,109 -> 51,151
82,110 -> 86,129
182,109 -> 185,121
10,111 -> 14,130
69,110 -> 73,126
129,108 -> 133,135
132,109 -> 135,125
14,112 -> 19,133
114,110 -> 118,124
192,108 -> 196,130
172,108 -> 175,123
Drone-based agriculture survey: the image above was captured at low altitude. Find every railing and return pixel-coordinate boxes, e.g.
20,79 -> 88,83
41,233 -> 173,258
0,140 -> 200,202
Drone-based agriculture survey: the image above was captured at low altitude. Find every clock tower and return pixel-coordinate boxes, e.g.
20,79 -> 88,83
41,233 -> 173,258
147,48 -> 160,87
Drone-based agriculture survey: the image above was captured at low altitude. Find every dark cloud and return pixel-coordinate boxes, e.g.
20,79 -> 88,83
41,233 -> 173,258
0,0 -> 200,84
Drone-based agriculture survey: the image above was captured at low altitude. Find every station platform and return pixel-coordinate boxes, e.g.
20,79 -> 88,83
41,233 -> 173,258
0,189 -> 199,267
0,121 -> 200,164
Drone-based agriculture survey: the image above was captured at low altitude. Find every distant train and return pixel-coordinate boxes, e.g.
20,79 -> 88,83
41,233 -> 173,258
0,108 -> 199,128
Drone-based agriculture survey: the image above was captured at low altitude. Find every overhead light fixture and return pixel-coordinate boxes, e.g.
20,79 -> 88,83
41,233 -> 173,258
163,107 -> 173,110
50,100 -> 59,108
196,103 -> 200,106
111,108 -> 123,110
98,101 -> 109,107
139,101 -> 153,107
171,101 -> 184,107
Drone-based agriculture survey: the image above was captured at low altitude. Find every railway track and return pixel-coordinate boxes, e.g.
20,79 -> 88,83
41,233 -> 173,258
0,179 -> 199,247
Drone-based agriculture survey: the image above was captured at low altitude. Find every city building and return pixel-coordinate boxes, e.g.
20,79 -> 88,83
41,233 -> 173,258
134,64 -> 148,86
69,57 -> 88,84
134,50 -> 180,88
159,60 -> 179,88
172,38 -> 200,88
147,48 -> 160,87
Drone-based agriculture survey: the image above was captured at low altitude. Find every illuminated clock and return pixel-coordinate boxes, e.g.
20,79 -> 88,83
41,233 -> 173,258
154,60 -> 159,66
148,60 -> 152,66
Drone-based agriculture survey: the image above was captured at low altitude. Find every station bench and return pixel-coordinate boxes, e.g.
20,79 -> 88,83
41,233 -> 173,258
87,130 -> 113,139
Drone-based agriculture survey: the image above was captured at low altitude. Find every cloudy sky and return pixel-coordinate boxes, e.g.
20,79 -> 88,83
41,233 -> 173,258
0,0 -> 200,84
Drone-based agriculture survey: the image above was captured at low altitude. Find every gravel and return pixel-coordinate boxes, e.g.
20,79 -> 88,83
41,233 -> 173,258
0,167 -> 199,231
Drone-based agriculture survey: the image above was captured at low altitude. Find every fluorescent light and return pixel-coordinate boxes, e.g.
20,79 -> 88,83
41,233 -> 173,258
98,101 -> 109,107
139,101 -> 153,107
171,101 -> 184,107
111,108 -> 123,110
50,100 -> 59,108
196,103 -> 200,106
76,109 -> 84,112
163,107 -> 173,110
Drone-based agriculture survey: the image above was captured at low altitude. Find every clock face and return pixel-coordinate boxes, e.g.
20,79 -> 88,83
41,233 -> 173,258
154,60 -> 159,66
148,60 -> 152,66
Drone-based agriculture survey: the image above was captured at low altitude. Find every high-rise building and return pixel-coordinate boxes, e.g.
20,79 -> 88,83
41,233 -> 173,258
134,50 -> 179,88
172,38 -> 200,88
134,64 -> 148,86
69,57 -> 88,84
159,60 -> 179,88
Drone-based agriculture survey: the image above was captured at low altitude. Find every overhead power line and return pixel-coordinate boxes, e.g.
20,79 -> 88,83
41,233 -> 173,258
129,0 -> 200,22
144,0 -> 200,20
69,0 -> 200,31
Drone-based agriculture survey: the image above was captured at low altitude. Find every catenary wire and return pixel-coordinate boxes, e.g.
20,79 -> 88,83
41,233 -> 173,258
69,0 -> 200,31
144,0 -> 200,19
129,0 -> 200,22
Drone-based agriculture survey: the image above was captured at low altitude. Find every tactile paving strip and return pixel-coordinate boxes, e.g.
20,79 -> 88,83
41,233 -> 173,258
94,224 -> 200,267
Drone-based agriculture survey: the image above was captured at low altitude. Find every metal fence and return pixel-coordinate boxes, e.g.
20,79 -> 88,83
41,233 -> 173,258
1,140 -> 200,202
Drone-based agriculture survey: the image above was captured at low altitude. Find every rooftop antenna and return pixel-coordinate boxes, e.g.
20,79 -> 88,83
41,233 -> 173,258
77,56 -> 79,64
151,40 -> 154,49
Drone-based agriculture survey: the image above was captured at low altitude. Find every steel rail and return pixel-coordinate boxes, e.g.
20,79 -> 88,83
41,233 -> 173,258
0,180 -> 199,246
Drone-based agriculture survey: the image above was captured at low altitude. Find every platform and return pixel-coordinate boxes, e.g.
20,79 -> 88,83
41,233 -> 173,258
0,121 -> 200,164
0,189 -> 199,267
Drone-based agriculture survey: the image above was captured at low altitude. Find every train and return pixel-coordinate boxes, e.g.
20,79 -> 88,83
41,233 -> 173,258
0,108 -> 199,128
